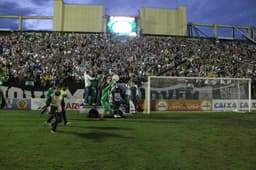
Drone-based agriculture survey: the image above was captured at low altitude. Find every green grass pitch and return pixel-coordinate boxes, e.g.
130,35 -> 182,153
1,110 -> 256,170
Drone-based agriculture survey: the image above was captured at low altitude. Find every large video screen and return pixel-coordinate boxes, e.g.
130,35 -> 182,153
107,16 -> 137,36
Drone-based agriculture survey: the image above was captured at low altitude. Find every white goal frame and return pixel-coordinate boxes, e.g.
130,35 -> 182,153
146,76 -> 252,113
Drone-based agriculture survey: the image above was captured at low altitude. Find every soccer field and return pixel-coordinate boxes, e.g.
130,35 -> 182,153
1,110 -> 256,170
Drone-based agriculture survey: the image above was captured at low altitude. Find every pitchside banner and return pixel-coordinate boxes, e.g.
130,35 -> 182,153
152,99 -> 212,111
152,99 -> 256,111
31,98 -> 83,110
212,100 -> 256,111
5,98 -> 31,110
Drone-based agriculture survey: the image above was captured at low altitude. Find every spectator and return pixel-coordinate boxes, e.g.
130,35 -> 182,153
82,69 -> 95,105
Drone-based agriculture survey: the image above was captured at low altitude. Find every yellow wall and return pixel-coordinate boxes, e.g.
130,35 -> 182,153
53,0 -> 186,35
53,0 -> 103,32
140,6 -> 187,35
53,0 -> 64,31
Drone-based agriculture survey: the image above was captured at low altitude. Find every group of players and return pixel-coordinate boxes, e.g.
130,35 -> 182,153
0,83 -> 70,133
0,72 -> 133,133
42,73 -> 124,133
41,84 -> 71,133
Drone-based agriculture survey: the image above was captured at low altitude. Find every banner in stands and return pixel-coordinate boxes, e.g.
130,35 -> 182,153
152,99 -> 212,111
0,84 -> 84,99
5,98 -> 31,110
31,98 -> 83,111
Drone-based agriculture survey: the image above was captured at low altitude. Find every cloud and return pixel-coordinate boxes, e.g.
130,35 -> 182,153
23,20 -> 52,30
64,0 -> 99,4
22,0 -> 53,30
0,19 -> 18,29
0,0 -> 255,30
181,0 -> 256,25
0,1 -> 33,15
30,0 -> 52,6
0,0 -> 53,30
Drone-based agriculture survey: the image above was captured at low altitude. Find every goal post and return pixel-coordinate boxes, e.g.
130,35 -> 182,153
146,76 -> 252,113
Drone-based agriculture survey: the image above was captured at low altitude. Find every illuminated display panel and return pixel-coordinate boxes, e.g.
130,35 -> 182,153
107,16 -> 137,36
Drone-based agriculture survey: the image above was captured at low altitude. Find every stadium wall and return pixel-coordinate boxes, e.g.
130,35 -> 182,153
3,97 -> 256,111
54,0 -> 104,32
139,6 -> 187,36
2,84 -> 256,111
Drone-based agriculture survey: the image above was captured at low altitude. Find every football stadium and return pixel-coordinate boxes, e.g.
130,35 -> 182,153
0,0 -> 256,169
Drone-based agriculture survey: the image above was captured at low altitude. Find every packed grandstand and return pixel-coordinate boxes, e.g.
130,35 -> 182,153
1,32 -> 256,86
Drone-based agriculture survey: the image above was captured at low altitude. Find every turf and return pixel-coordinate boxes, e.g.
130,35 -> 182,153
0,110 -> 256,170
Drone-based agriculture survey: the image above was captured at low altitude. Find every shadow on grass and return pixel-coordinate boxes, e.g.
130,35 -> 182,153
69,118 -> 97,122
58,130 -> 135,142
70,125 -> 133,131
71,113 -> 256,127
85,126 -> 133,130
132,114 -> 234,120
122,114 -> 256,127
123,119 -> 181,124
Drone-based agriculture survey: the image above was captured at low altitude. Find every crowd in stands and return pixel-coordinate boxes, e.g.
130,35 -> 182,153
0,31 -> 256,89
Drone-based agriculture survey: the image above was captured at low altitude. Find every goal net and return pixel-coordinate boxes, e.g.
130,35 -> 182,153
145,76 -> 251,113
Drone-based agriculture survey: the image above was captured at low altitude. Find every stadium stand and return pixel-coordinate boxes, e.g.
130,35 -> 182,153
0,32 -> 256,85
